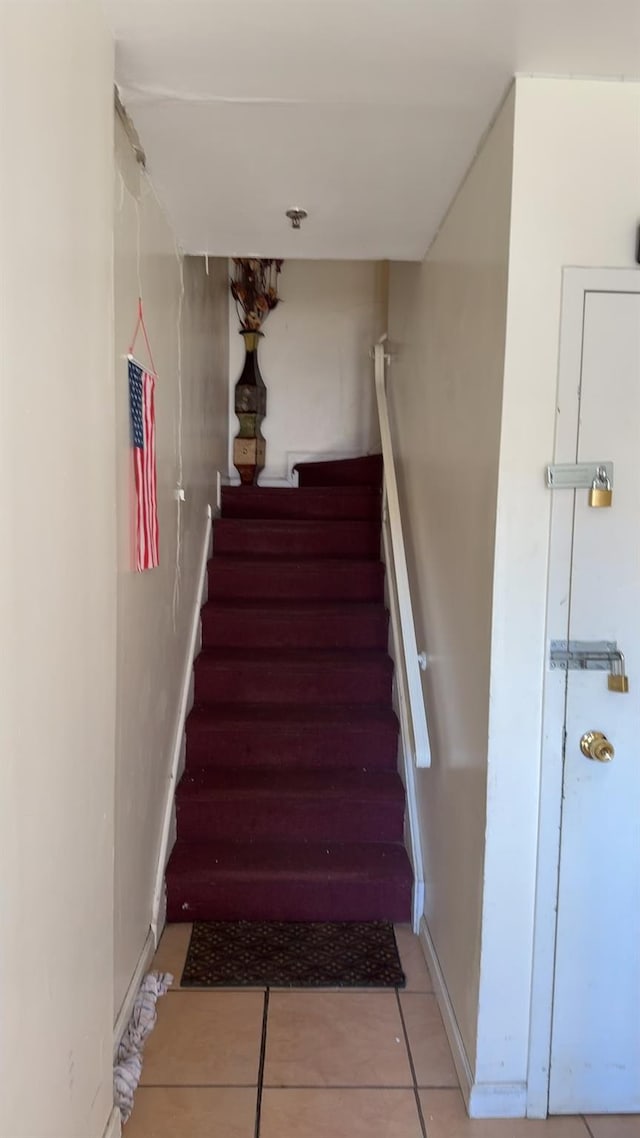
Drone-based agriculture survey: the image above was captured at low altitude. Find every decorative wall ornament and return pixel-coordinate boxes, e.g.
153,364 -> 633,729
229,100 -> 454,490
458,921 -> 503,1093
230,259 -> 283,484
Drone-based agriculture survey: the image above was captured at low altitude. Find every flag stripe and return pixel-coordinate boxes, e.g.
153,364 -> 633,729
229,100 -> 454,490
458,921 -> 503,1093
129,359 -> 159,572
146,371 -> 159,564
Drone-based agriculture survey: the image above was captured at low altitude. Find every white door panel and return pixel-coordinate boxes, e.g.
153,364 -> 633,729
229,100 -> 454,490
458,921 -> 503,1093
549,289 -> 640,1114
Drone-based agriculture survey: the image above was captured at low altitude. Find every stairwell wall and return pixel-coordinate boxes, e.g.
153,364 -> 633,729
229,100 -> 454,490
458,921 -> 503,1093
227,259 -> 386,484
386,87 -> 515,1074
388,77 -> 640,1112
0,6 -> 117,1137
113,117 -> 229,1014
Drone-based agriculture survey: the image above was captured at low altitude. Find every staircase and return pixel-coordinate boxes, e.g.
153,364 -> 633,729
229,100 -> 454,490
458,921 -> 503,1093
166,455 -> 413,922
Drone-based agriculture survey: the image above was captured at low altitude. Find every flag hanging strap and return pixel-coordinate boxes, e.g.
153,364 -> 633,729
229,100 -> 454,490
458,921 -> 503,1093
128,297 -> 158,376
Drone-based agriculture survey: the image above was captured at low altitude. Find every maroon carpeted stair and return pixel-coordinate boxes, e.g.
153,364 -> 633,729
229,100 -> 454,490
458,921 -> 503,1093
166,455 -> 412,922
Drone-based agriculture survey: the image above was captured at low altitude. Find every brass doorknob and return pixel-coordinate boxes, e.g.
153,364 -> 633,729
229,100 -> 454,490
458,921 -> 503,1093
580,731 -> 614,763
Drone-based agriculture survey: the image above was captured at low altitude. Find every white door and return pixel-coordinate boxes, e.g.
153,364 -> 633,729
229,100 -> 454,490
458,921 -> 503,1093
549,278 -> 640,1114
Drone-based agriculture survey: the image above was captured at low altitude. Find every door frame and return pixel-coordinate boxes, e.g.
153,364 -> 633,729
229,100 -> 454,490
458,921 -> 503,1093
526,267 -> 640,1118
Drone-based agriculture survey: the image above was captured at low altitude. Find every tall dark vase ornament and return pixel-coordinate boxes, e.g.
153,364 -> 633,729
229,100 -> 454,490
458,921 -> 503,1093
233,330 -> 266,485
229,258 -> 283,485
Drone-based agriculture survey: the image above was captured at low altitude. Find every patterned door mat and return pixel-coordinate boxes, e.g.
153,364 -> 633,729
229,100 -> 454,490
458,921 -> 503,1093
181,921 -> 406,988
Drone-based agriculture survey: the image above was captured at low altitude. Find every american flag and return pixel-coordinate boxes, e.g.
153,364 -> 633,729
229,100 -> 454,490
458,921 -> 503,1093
128,358 -> 159,571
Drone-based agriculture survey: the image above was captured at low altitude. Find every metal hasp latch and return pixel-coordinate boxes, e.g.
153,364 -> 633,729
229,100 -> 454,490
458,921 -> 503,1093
549,640 -> 629,693
546,462 -> 614,508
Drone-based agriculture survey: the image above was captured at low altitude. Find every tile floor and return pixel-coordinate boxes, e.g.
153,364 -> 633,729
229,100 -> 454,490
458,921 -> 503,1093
125,923 -> 640,1137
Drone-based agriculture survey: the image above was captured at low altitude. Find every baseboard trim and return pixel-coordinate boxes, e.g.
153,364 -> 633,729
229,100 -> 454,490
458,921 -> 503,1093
419,917 -> 528,1119
468,1081 -> 528,1119
151,505 -> 212,943
411,879 -> 425,934
102,1106 -> 122,1138
419,917 -> 475,1105
113,928 -> 156,1058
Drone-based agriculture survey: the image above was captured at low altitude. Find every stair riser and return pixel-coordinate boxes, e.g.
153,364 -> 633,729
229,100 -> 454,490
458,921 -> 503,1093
194,662 -> 392,705
176,797 -> 404,844
213,521 -> 380,559
208,563 -> 385,602
296,454 -> 384,489
221,487 -> 381,521
166,879 -> 411,923
201,609 -> 389,650
185,722 -> 399,769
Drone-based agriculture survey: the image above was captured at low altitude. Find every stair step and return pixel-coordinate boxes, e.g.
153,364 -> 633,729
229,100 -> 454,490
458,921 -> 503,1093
294,454 -> 383,488
221,485 -> 381,521
185,703 -> 399,769
176,768 -> 406,843
166,840 -> 412,922
208,558 -> 385,602
201,601 -> 389,650
213,518 -> 380,560
194,648 -> 393,705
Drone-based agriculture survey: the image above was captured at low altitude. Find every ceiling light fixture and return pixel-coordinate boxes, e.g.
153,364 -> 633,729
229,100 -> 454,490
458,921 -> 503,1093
286,208 -> 308,230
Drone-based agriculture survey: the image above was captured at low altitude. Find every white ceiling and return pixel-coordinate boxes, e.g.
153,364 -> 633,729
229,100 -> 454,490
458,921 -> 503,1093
105,0 -> 640,260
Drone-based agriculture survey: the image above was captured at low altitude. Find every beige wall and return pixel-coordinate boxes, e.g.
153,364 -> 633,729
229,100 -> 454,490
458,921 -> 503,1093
387,89 -> 515,1070
389,77 -> 640,1101
228,260 -> 386,482
114,119 -> 229,1014
477,77 -> 640,1087
0,5 -> 117,1138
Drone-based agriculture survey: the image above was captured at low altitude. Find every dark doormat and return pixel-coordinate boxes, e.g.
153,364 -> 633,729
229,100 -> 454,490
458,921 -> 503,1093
181,920 -> 406,988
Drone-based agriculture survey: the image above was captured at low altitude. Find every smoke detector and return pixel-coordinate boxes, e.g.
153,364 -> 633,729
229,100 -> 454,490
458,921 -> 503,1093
286,208 -> 308,230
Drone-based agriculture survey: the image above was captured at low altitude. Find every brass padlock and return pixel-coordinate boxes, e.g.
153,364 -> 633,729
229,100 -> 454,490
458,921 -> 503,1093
608,652 -> 629,693
589,467 -> 612,508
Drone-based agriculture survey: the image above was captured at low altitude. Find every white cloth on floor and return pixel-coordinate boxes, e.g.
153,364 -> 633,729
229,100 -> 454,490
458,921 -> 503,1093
114,970 -> 173,1123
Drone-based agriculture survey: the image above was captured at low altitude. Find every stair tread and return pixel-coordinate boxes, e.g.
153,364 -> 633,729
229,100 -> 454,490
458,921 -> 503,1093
216,518 -> 378,530
214,518 -> 380,559
197,647 -> 392,665
202,600 -> 386,614
223,486 -> 379,498
167,840 -> 412,882
210,556 -> 383,567
178,767 -> 405,799
221,486 -> 381,521
208,558 -> 385,601
201,599 -> 388,650
188,702 -> 398,726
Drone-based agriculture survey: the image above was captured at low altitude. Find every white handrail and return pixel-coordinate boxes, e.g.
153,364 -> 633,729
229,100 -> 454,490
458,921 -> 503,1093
374,335 -> 432,768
